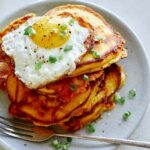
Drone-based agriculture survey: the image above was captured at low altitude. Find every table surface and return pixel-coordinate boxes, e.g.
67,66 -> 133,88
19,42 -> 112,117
0,0 -> 150,150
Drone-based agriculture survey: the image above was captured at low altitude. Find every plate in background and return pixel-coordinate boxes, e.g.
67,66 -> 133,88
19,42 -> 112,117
0,0 -> 150,150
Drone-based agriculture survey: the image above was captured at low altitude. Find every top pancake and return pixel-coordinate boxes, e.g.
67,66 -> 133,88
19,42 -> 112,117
45,4 -> 127,76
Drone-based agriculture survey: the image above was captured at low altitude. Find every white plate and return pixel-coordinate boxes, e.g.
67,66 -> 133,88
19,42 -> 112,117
0,0 -> 150,150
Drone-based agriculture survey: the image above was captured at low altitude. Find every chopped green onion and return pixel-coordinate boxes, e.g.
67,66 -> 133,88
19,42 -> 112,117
123,111 -> 131,121
24,26 -> 36,36
52,139 -> 59,145
67,137 -> 72,143
96,36 -> 104,41
70,84 -> 77,91
51,139 -> 62,149
63,143 -> 70,150
51,138 -> 72,150
90,49 -> 100,59
69,19 -> 75,26
114,93 -> 121,103
86,123 -> 95,133
49,56 -> 57,64
114,93 -> 125,105
83,74 -> 89,81
120,96 -> 125,105
128,89 -> 136,99
64,45 -> 73,52
60,30 -> 67,38
60,24 -> 67,30
58,55 -> 64,61
35,62 -> 43,70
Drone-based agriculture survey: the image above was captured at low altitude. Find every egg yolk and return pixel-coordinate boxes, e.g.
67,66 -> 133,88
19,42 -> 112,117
31,18 -> 70,49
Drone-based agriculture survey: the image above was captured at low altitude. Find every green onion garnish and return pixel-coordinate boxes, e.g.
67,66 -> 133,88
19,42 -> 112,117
60,30 -> 67,38
114,93 -> 125,105
49,56 -> 57,64
35,62 -> 43,70
60,24 -> 67,30
58,55 -> 64,61
119,96 -> 125,105
51,139 -> 62,149
52,139 -> 59,145
123,111 -> 132,121
128,89 -> 136,99
70,84 -> 77,91
86,123 -> 95,133
24,26 -> 36,36
63,143 -> 70,150
69,19 -> 75,26
114,93 -> 121,103
83,74 -> 89,81
64,45 -> 73,52
67,137 -> 72,143
90,49 -> 100,59
51,137 -> 72,150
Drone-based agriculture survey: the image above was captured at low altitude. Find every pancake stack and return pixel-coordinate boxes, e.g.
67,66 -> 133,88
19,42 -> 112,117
0,5 -> 127,131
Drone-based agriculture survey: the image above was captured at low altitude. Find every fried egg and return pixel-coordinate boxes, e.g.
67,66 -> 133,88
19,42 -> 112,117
2,16 -> 89,89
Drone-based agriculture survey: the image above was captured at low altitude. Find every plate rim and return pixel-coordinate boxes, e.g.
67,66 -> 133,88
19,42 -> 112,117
0,0 -> 150,150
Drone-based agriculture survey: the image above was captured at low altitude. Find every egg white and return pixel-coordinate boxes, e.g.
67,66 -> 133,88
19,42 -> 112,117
2,16 -> 89,89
